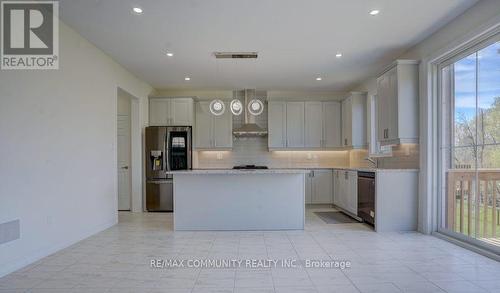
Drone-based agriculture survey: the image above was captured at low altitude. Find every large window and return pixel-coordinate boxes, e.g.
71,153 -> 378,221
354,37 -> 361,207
439,39 -> 500,251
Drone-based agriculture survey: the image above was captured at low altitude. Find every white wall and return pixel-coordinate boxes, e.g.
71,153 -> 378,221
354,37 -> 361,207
0,21 -> 153,276
350,0 -> 500,233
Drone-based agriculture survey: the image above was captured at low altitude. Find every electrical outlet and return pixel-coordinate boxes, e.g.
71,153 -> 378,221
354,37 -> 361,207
306,153 -> 312,160
216,152 -> 223,160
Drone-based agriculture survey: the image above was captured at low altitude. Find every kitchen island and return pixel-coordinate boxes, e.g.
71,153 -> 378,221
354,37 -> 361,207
169,169 -> 308,231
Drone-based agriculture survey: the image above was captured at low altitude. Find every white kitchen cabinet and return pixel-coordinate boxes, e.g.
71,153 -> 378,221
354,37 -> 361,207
149,97 -> 194,126
333,169 -> 357,215
268,102 -> 287,148
269,100 -> 341,150
305,172 -> 313,204
346,171 -> 358,215
194,101 -> 232,149
341,92 -> 367,148
312,169 -> 333,203
286,102 -> 305,147
323,101 -> 342,148
213,108 -> 233,148
376,60 -> 419,146
306,169 -> 333,204
305,102 -> 323,148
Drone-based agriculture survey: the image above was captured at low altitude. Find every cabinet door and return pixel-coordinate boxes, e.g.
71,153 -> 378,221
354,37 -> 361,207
342,98 -> 352,146
305,172 -> 313,204
170,98 -> 193,126
214,108 -> 233,148
149,98 -> 170,126
333,171 -> 339,206
376,76 -> 388,141
194,102 -> 213,149
305,102 -> 323,148
268,102 -> 287,148
387,68 -> 398,140
312,169 -> 333,204
286,102 -> 305,147
346,171 -> 358,215
337,171 -> 348,210
323,102 -> 341,148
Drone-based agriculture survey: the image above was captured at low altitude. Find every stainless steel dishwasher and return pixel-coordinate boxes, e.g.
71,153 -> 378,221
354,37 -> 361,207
358,172 -> 375,226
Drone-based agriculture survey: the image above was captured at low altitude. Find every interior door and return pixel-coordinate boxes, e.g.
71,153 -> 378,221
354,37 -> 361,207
286,102 -> 305,147
194,102 -> 213,148
323,102 -> 341,148
117,95 -> 131,211
305,102 -> 323,148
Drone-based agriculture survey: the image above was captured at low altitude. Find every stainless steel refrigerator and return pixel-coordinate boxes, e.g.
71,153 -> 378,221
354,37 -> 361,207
145,126 -> 192,212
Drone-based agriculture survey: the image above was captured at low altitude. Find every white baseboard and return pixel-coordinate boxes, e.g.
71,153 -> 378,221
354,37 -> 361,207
0,219 -> 117,278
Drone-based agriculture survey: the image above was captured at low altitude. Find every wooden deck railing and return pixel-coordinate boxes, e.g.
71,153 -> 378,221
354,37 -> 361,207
447,169 -> 500,243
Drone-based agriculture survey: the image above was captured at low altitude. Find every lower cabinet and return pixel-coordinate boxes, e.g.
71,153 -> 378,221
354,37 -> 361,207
305,169 -> 333,204
333,170 -> 358,215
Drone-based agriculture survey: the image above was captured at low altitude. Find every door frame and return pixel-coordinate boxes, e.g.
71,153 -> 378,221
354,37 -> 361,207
420,17 -> 500,257
117,88 -> 143,212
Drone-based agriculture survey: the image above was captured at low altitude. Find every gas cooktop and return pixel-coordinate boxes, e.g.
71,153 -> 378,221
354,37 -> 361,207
232,165 -> 269,170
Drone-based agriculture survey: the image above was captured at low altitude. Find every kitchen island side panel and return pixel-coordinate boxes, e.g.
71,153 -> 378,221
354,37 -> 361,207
173,173 -> 305,230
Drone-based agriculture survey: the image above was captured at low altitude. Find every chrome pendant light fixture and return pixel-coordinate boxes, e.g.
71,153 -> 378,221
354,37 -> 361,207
230,99 -> 243,116
209,99 -> 225,116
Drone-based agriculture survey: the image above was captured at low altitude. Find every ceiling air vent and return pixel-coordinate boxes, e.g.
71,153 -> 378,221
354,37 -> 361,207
214,52 -> 258,59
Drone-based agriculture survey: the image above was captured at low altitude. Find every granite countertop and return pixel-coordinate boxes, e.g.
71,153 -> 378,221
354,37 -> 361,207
168,168 -> 418,174
166,169 -> 310,175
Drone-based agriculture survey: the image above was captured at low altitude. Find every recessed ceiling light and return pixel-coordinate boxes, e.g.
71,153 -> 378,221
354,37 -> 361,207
184,77 -> 191,81
369,9 -> 380,15
166,52 -> 174,57
316,77 -> 322,81
335,53 -> 342,58
132,7 -> 143,14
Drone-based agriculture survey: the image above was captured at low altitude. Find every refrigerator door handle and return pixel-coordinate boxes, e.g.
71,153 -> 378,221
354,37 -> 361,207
165,130 -> 171,171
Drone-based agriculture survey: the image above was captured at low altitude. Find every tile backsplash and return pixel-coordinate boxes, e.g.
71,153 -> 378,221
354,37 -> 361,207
194,137 -> 350,169
194,140 -> 419,170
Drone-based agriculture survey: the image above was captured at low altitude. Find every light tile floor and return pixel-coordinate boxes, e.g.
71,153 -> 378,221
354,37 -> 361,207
1,206 -> 499,293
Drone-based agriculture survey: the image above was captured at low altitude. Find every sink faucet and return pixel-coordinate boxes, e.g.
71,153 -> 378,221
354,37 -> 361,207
364,157 -> 378,168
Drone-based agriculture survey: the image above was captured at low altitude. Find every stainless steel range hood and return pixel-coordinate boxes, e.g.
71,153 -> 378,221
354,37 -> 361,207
233,89 -> 268,137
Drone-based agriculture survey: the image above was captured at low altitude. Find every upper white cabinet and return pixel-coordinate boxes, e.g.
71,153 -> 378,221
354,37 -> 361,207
306,169 -> 333,204
268,102 -> 287,148
323,101 -> 342,148
268,100 -> 341,150
286,102 -> 305,147
149,97 -> 194,126
305,102 -> 323,147
341,92 -> 367,148
194,101 -> 232,150
376,60 -> 419,146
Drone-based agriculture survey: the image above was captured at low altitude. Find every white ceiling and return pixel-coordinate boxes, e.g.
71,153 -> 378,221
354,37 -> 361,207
59,0 -> 478,91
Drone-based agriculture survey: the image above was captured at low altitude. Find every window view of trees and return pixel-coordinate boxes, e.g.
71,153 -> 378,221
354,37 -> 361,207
445,41 -> 500,245
453,42 -> 500,169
